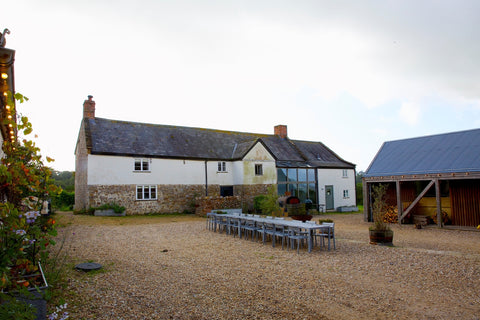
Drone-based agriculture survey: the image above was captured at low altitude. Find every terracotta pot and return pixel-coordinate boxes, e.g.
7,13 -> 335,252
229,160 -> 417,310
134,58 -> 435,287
369,229 -> 394,246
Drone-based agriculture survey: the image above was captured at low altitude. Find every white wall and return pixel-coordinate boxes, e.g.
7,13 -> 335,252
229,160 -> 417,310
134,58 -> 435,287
88,155 -> 207,185
87,143 -> 278,187
317,168 -> 356,208
242,143 -> 277,184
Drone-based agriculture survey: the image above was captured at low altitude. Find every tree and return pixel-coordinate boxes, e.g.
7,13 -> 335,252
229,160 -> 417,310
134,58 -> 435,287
356,171 -> 364,205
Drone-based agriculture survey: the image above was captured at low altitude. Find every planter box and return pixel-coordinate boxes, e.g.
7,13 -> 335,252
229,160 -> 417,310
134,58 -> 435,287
6,262 -> 48,320
369,229 -> 394,246
94,209 -> 126,216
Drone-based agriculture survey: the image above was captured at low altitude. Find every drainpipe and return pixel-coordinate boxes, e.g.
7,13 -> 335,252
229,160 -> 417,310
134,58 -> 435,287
204,161 -> 208,196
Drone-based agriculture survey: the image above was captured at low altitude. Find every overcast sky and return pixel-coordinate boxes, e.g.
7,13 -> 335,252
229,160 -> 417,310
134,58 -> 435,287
2,0 -> 480,172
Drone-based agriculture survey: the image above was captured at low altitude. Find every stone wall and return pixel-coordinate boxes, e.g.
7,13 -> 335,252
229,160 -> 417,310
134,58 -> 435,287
85,183 -> 274,215
234,184 -> 272,212
74,120 -> 89,211
88,184 -> 205,215
195,196 -> 241,216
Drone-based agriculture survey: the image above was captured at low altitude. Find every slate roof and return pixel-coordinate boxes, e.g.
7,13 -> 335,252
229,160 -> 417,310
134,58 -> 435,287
83,117 -> 355,169
365,128 -> 480,177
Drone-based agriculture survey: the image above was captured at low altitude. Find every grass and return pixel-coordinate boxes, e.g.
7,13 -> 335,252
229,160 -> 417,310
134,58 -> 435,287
55,211 -> 203,227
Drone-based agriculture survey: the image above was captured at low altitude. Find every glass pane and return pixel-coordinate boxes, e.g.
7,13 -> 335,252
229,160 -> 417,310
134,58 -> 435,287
142,160 -> 149,171
277,184 -> 287,196
289,184 -> 297,197
135,160 -> 141,171
298,169 -> 307,182
144,188 -> 149,199
277,168 -> 287,182
287,168 -> 297,182
137,187 -> 143,199
298,184 -> 307,202
150,186 -> 156,199
307,169 -> 315,182
308,183 -> 317,204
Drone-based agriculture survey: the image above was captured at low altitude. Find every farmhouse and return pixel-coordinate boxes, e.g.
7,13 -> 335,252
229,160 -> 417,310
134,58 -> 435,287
363,128 -> 480,227
75,96 -> 356,215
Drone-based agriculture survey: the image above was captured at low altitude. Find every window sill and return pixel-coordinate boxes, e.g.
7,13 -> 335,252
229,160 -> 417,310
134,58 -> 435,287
133,171 -> 151,173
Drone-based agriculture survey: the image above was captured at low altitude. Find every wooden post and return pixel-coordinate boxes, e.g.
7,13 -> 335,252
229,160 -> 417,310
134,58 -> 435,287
396,180 -> 402,225
435,179 -> 443,228
363,179 -> 370,222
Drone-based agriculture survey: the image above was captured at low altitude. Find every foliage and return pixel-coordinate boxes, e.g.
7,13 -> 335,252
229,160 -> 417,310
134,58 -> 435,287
253,195 -> 266,214
94,203 -> 125,213
356,171 -> 364,205
0,294 -> 37,320
50,171 -> 74,193
369,184 -> 390,231
258,185 -> 283,217
51,190 -> 74,211
0,93 -> 59,309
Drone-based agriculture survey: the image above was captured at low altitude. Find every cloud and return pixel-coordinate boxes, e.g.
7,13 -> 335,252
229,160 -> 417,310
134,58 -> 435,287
399,102 -> 421,126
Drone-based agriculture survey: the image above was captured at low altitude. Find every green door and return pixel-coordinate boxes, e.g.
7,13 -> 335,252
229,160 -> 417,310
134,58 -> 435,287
325,185 -> 334,210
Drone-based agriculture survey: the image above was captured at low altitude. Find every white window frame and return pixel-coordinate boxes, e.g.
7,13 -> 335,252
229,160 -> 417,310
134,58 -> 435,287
255,164 -> 263,176
342,169 -> 348,178
134,158 -> 150,172
218,161 -> 227,172
136,185 -> 157,200
343,189 -> 349,198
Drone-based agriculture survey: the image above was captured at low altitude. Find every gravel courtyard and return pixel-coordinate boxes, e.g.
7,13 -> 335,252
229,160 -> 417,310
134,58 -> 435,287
55,212 -> 480,320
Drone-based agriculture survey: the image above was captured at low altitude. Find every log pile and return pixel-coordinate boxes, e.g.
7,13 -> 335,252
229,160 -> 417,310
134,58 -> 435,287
382,205 -> 398,224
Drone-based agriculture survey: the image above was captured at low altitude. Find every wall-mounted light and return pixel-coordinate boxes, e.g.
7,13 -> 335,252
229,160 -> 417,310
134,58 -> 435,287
1,73 -> 7,80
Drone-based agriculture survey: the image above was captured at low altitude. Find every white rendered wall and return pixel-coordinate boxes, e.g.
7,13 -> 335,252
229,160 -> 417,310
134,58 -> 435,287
317,168 -> 356,208
88,155 -> 207,185
242,143 -> 277,184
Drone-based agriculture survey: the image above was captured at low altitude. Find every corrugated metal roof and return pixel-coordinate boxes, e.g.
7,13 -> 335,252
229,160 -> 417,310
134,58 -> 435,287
84,117 -> 355,168
365,128 -> 480,177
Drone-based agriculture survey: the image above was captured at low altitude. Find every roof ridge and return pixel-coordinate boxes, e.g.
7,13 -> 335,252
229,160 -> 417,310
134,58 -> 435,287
93,117 -> 273,138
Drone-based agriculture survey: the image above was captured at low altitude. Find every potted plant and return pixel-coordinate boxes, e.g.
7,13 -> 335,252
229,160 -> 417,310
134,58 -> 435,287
369,184 -> 394,245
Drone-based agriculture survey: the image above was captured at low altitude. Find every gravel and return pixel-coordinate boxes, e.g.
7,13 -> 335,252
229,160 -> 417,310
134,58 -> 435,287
54,213 -> 480,320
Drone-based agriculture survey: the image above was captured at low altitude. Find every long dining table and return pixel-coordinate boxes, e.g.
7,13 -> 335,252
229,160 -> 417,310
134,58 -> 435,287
207,212 -> 331,252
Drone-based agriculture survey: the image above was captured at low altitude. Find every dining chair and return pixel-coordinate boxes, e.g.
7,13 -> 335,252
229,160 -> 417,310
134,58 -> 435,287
315,222 -> 335,250
262,222 -> 288,249
241,219 -> 260,241
287,227 -> 309,253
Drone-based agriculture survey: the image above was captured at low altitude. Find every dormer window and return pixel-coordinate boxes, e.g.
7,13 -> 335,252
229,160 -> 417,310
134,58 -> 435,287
134,159 -> 150,172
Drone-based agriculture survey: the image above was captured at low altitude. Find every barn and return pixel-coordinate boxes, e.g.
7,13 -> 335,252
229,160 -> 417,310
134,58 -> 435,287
363,128 -> 480,227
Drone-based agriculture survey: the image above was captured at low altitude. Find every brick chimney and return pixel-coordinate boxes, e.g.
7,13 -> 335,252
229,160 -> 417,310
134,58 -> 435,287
83,95 -> 95,119
274,125 -> 287,138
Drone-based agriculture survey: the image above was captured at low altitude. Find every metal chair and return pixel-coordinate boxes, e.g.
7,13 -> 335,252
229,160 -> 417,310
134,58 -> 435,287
287,227 -> 309,253
315,222 -> 335,250
262,222 -> 288,249
240,219 -> 260,241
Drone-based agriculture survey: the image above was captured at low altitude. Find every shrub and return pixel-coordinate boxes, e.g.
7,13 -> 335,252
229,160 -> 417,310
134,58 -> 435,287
253,195 -> 266,214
